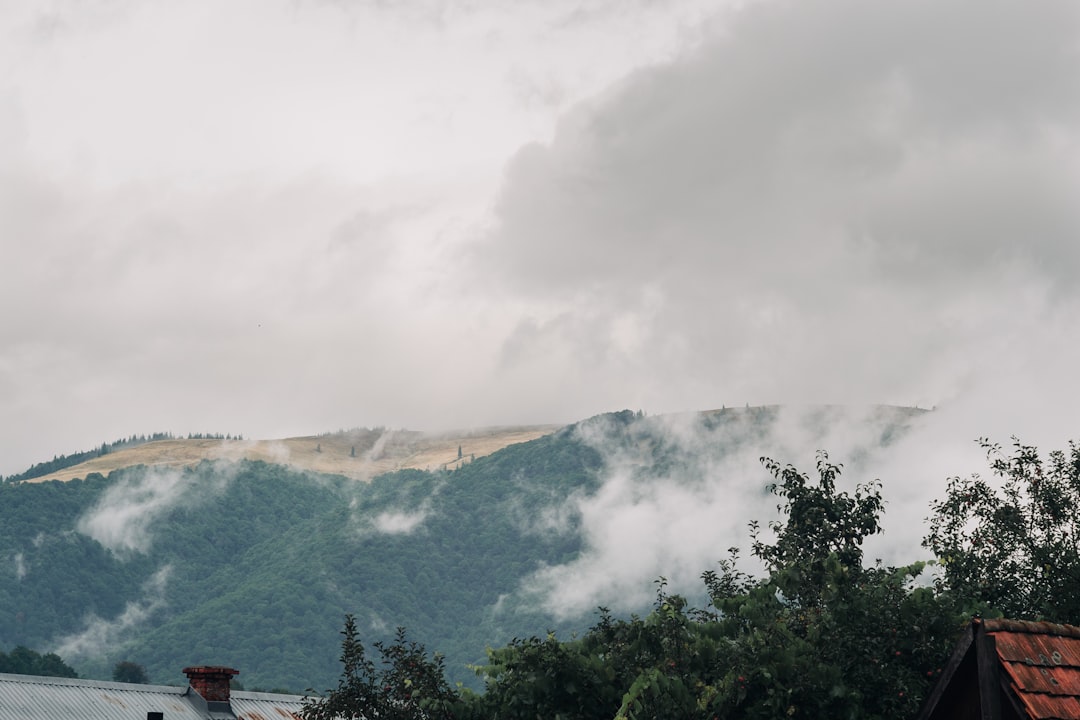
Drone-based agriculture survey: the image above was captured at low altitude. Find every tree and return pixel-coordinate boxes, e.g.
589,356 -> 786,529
0,646 -> 77,678
301,616 -> 460,720
113,660 -> 149,684
925,437 -> 1080,623
471,583 -> 720,720
751,453 -> 883,606
695,453 -> 963,720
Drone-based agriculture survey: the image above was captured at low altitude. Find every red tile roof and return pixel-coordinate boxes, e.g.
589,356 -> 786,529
983,619 -> 1080,720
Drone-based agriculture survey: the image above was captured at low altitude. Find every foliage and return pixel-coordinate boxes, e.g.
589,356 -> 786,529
751,453 -> 883,606
301,615 -> 460,720
469,627 -> 623,718
0,645 -> 77,677
112,660 -> 149,683
677,454 -> 960,719
925,437 -> 1080,623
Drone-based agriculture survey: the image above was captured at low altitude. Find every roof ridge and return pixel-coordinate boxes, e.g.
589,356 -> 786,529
981,618 -> 1080,639
0,672 -> 184,692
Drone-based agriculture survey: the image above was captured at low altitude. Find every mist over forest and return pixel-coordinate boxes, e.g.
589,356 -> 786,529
0,406 -> 929,691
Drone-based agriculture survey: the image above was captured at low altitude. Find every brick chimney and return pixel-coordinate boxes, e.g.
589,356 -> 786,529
182,666 -> 239,703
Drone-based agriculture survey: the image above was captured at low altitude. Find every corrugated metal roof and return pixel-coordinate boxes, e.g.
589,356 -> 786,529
231,690 -> 306,720
984,619 -> 1080,720
0,672 -> 308,720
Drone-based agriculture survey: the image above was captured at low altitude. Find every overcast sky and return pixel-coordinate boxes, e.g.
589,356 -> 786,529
2,0 -> 1079,478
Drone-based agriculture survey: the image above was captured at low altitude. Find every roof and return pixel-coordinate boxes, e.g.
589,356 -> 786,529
0,671 -> 306,720
984,619 -> 1080,720
920,618 -> 1080,720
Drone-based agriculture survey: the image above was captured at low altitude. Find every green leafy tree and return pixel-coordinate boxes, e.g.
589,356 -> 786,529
925,437 -> 1080,622
474,626 -> 622,718
301,616 -> 460,720
0,646 -> 77,678
696,453 -> 963,720
470,582 -> 723,720
112,660 -> 149,684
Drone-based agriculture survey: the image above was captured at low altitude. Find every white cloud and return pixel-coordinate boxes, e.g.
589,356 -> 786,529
76,465 -> 235,555
351,480 -> 438,537
372,508 -> 430,535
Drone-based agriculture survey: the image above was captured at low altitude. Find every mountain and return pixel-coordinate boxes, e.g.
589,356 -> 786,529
0,406 -> 925,692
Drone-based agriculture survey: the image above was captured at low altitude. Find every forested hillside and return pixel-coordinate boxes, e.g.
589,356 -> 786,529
0,420 -> 609,690
0,407 -> 923,693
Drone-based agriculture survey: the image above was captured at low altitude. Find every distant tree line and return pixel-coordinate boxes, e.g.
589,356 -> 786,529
0,645 -> 77,678
3,433 -> 175,482
3,432 -> 243,483
112,660 -> 149,684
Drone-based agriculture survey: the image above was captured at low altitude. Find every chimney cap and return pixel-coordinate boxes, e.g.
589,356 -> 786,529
182,666 -> 239,677
183,666 -> 240,704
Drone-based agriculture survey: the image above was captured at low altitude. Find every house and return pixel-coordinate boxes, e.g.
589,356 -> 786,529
0,664 -> 307,719
918,618 -> 1080,720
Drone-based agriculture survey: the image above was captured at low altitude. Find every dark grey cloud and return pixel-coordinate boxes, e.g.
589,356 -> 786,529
479,0 -> 1080,417
488,0 -> 1079,293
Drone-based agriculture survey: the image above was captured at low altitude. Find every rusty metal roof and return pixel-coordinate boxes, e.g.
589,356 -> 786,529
232,690 -> 306,720
0,672 -> 305,720
983,618 -> 1080,720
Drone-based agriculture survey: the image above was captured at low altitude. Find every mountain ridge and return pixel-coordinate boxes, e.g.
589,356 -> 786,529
7,404 -> 929,485
9,424 -> 561,484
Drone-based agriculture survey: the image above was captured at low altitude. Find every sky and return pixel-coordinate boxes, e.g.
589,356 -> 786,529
2,0 -> 1079,480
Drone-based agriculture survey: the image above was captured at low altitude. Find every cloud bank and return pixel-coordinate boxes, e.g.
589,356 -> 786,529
480,0 -> 1080,422
515,407 -> 933,618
